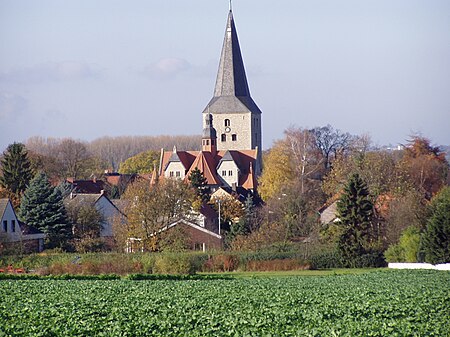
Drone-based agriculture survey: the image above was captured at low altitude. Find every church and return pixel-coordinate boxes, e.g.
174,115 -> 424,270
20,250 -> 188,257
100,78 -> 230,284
158,8 -> 263,195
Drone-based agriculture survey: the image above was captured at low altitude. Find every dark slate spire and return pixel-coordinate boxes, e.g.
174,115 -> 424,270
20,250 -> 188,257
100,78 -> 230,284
202,113 -> 217,139
214,10 -> 250,98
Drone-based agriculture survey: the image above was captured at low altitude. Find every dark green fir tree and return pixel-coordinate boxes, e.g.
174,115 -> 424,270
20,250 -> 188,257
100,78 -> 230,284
0,143 -> 33,195
188,167 -> 209,203
421,187 -> 450,264
336,173 -> 374,264
19,172 -> 71,248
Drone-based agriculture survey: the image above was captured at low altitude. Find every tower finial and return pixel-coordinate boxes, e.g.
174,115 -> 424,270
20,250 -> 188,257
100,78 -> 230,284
229,0 -> 232,12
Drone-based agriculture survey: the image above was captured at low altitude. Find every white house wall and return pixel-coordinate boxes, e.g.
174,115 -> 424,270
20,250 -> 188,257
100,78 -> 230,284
0,201 -> 21,242
165,162 -> 186,179
95,196 -> 121,237
217,161 -> 239,187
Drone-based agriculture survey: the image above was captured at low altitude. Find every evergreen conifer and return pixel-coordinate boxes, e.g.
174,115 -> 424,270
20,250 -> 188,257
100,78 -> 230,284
422,187 -> 450,264
188,168 -> 209,203
336,173 -> 374,264
0,143 -> 33,195
19,172 -> 71,248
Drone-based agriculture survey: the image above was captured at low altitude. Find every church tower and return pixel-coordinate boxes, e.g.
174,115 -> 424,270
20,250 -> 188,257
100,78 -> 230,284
202,113 -> 217,157
202,9 -> 262,157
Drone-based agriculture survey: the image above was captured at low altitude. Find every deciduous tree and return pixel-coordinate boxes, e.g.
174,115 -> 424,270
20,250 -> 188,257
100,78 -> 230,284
118,150 -> 160,174
401,136 -> 448,199
311,124 -> 353,171
66,203 -> 104,252
119,179 -> 195,251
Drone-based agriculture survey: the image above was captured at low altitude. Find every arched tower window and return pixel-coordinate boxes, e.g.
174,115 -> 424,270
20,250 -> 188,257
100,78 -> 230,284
221,134 -> 227,142
224,119 -> 230,127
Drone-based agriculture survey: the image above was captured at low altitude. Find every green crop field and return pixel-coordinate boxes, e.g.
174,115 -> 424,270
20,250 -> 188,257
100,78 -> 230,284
0,270 -> 449,336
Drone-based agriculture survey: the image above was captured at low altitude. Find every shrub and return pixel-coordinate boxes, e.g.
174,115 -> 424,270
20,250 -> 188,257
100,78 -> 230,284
153,254 -> 196,275
351,251 -> 387,268
385,226 -> 421,263
310,251 -> 344,269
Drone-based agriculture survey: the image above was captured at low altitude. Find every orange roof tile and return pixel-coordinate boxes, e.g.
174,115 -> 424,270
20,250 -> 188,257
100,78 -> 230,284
186,151 -> 221,185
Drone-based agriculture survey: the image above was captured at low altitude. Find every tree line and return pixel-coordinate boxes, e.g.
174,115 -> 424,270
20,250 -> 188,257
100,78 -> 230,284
22,134 -> 200,181
1,125 -> 449,264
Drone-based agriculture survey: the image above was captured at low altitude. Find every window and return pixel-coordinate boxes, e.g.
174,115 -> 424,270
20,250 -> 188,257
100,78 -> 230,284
206,140 -> 209,145
176,171 -> 181,178
169,171 -> 174,177
221,134 -> 226,142
11,220 -> 15,232
232,134 -> 237,141
225,119 -> 230,127
222,170 -> 227,176
3,220 -> 7,232
228,170 -> 233,176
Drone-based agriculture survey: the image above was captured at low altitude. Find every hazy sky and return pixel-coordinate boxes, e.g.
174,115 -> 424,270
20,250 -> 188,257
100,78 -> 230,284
1,0 -> 449,152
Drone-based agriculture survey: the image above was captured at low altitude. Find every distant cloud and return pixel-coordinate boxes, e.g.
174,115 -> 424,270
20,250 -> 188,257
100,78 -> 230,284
0,61 -> 101,84
141,57 -> 191,79
0,92 -> 27,120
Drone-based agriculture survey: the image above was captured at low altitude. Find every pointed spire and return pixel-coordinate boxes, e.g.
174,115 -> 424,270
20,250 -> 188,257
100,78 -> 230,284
214,10 -> 250,97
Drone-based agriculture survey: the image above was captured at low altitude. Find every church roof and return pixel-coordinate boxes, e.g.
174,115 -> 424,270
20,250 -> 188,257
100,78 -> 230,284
186,152 -> 221,185
204,10 -> 262,115
159,148 -> 258,190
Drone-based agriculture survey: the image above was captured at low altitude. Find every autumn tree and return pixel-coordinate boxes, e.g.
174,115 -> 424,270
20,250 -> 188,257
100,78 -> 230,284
118,150 -> 160,174
400,136 -> 448,199
311,124 -> 353,171
57,139 -> 94,179
0,143 -> 33,196
118,179 -> 195,251
385,190 -> 427,245
88,135 -> 200,171
210,195 -> 244,232
283,126 -> 324,192
258,140 -> 294,201
66,202 -> 104,252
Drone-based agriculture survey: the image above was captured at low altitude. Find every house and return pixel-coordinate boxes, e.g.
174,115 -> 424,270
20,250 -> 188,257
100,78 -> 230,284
160,219 -> 222,252
0,198 -> 45,253
124,202 -> 222,253
66,178 -> 106,194
319,201 -> 339,225
64,193 -> 124,244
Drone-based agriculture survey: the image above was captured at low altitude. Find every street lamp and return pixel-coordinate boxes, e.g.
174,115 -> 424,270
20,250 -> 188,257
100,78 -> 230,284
218,198 -> 221,236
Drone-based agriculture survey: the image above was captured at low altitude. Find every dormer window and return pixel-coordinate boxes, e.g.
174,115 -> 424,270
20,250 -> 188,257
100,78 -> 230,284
225,119 -> 230,127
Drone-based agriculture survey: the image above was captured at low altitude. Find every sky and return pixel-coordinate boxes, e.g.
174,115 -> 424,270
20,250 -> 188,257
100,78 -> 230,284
1,0 -> 449,152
